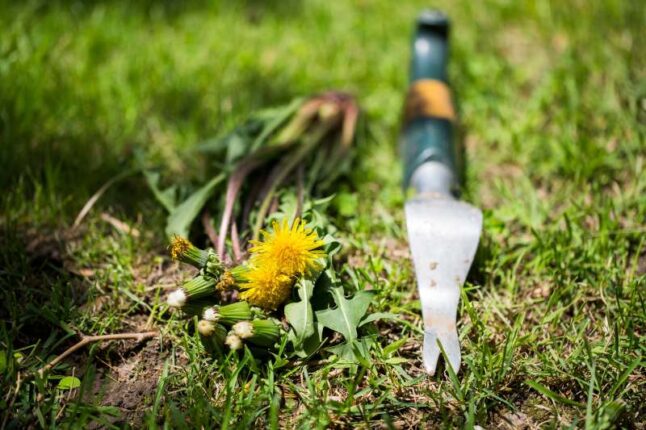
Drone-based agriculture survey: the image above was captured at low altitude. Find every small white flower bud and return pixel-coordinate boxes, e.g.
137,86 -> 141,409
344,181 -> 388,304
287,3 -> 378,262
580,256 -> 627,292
197,320 -> 215,337
202,307 -> 219,322
232,321 -> 254,339
167,289 -> 186,308
225,334 -> 242,350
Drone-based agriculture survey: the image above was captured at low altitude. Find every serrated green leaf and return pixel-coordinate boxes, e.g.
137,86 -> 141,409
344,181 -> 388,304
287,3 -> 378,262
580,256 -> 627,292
57,376 -> 81,390
165,174 -> 225,238
304,323 -> 323,352
315,287 -> 373,342
310,270 -> 336,311
274,193 -> 299,224
284,279 -> 315,352
327,342 -> 352,361
321,234 -> 342,256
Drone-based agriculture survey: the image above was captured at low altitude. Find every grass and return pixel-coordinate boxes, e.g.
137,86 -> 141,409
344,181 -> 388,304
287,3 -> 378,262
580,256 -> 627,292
1,0 -> 644,428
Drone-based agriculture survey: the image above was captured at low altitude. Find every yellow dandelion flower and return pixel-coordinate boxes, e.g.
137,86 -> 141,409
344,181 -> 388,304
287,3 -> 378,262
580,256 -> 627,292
239,262 -> 294,310
249,218 -> 325,277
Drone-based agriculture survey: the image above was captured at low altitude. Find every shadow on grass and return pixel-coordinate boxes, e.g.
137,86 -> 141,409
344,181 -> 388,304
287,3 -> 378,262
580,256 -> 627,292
0,226 -> 85,348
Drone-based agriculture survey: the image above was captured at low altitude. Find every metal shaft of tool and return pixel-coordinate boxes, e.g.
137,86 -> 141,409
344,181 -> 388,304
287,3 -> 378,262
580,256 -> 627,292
409,161 -> 455,196
409,162 -> 460,374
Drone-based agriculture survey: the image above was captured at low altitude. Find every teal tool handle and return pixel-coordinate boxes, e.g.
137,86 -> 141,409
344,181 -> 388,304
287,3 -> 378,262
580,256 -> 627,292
410,10 -> 449,82
402,11 -> 457,194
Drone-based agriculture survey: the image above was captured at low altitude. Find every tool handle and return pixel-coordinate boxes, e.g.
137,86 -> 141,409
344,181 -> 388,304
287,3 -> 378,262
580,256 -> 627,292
402,11 -> 457,195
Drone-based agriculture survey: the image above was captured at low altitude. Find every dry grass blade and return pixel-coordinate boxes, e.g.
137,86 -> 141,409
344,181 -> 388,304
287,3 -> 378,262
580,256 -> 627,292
100,212 -> 140,237
35,331 -> 158,378
72,169 -> 136,230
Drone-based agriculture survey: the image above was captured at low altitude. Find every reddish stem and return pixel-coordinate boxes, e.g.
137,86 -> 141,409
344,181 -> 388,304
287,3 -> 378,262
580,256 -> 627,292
202,211 -> 219,249
231,221 -> 242,263
217,159 -> 262,257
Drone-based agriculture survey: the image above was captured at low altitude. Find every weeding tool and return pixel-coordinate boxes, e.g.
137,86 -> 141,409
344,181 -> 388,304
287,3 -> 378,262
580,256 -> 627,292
401,11 -> 482,375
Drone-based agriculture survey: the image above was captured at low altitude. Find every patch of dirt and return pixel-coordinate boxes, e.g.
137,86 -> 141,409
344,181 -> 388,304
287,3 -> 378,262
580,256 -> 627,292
381,237 -> 412,262
89,340 -> 169,428
492,407 -> 543,430
346,237 -> 411,270
135,257 -> 192,296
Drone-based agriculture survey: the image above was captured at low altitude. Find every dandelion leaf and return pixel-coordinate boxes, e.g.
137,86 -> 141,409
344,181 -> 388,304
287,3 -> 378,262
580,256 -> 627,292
310,269 -> 336,310
142,170 -> 177,213
165,174 -> 225,238
315,287 -> 373,343
284,279 -> 315,353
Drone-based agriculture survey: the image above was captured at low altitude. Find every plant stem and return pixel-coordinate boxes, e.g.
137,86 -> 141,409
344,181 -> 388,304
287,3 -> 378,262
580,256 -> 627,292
202,211 -> 219,249
36,331 -> 158,377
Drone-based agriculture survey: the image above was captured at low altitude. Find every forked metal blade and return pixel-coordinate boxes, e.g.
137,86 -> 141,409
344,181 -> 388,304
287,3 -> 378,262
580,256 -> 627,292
405,194 -> 482,375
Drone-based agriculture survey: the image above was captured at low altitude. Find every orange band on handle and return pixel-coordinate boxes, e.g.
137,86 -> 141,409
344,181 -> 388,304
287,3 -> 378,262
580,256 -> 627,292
403,79 -> 455,123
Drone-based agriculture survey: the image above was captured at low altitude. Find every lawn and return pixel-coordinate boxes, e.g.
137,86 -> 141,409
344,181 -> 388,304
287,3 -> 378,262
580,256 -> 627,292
1,0 -> 644,428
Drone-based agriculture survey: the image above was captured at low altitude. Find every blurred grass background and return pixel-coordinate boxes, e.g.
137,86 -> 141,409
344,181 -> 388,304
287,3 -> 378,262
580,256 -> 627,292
1,0 -> 644,428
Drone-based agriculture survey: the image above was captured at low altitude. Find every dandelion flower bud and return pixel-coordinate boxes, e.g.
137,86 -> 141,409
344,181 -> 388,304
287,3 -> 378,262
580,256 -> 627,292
184,275 -> 217,301
197,320 -> 216,337
167,275 -> 217,309
205,257 -> 225,280
169,236 -> 211,268
199,321 -> 227,357
221,302 -> 252,325
245,319 -> 281,348
169,236 -> 225,279
167,289 -> 187,308
225,333 -> 243,351
202,307 -> 219,322
203,301 -> 252,326
232,321 -> 254,339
